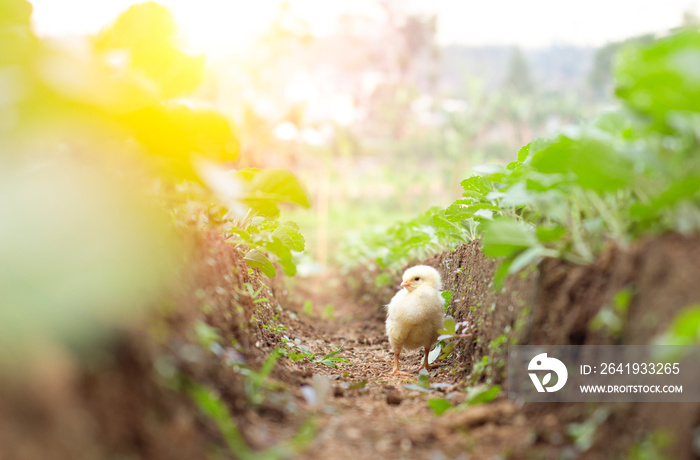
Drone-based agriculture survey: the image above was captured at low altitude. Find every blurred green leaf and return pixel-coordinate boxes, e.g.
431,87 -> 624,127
194,322 -> 222,350
428,398 -> 452,415
439,316 -> 456,335
441,290 -> 453,312
95,2 -> 204,98
629,178 -> 700,219
272,222 -> 305,252
237,168 -> 311,217
461,176 -> 490,195
530,135 -> 633,192
536,224 -> 566,242
243,250 -> 276,277
188,384 -> 255,460
492,257 -> 514,291
615,29 -> 700,124
445,199 -> 473,222
465,384 -> 500,406
668,305 -> 700,343
480,218 -> 538,258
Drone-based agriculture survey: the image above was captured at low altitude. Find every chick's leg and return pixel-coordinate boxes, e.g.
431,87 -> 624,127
419,346 -> 437,371
388,347 -> 412,376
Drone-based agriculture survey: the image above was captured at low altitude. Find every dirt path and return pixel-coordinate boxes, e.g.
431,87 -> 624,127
4,234 -> 699,459
270,236 -> 700,460
278,273 -> 530,460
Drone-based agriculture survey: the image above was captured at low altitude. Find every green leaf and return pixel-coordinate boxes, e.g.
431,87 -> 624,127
615,29 -> 700,124
536,224 -> 566,242
438,342 -> 455,359
461,176 -> 490,195
243,250 -> 276,277
517,143 -> 531,162
670,306 -> 700,340
188,384 -> 255,459
238,169 -> 311,217
439,316 -> 456,335
492,257 -> 514,291
445,199 -> 474,222
259,349 -> 281,378
507,246 -> 547,275
530,135 -> 633,192
418,369 -> 430,387
629,178 -> 700,219
428,398 -> 452,415
272,222 -> 305,252
465,385 -> 501,406
480,218 -> 538,258
261,237 -> 292,264
441,290 -> 453,312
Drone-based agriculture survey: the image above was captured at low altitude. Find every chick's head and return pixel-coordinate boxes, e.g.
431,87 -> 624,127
400,265 -> 442,292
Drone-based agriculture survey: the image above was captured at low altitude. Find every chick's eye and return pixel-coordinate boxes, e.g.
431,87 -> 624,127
414,277 -> 420,281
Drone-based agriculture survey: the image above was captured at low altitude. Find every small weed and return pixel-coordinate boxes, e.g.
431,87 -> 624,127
322,305 -> 335,320
281,335 -> 315,361
302,300 -> 313,317
238,349 -> 284,405
193,321 -> 223,350
188,382 -> 317,460
589,287 -> 633,339
262,323 -> 288,334
567,407 -> 610,453
435,316 -> 475,360
627,430 -> 673,460
313,346 -> 350,368
441,290 -> 453,313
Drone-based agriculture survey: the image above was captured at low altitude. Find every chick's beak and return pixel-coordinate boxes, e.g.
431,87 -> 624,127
400,280 -> 411,288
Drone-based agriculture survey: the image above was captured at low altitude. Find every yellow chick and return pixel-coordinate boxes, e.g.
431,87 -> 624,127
385,265 -> 444,376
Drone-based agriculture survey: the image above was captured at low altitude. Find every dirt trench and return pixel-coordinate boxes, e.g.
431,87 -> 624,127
278,235 -> 700,459
3,232 -> 700,459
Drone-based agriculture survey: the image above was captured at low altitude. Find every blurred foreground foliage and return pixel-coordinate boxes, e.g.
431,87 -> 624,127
0,0 -> 308,369
345,28 -> 700,287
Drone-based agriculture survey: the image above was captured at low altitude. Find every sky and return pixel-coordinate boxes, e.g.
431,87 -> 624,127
30,0 -> 699,54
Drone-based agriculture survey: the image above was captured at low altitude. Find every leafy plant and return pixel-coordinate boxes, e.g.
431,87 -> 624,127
312,346 -> 350,368
280,337 -> 350,368
188,382 -> 316,460
434,316 -> 475,360
345,29 -> 700,294
229,216 -> 306,277
188,383 -> 257,459
237,349 -> 284,406
281,335 -> 315,362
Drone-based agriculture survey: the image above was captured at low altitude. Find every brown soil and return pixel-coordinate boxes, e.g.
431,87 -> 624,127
2,232 -> 700,459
